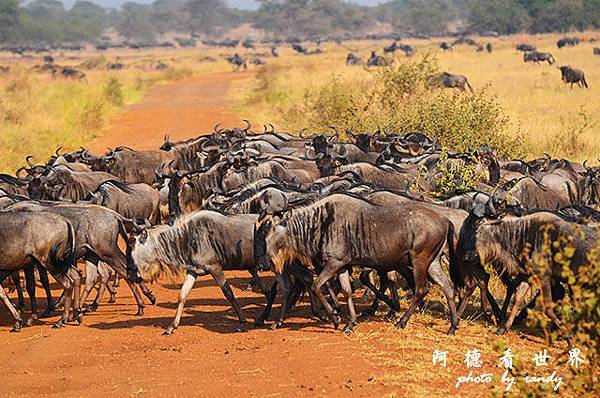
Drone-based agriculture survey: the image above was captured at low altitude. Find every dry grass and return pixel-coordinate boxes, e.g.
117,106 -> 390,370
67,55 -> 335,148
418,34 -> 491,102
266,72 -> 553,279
232,32 -> 600,162
0,47 -> 230,173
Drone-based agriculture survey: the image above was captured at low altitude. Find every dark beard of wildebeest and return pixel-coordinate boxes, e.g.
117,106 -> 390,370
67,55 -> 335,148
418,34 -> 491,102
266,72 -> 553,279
0,212 -> 79,332
254,193 -> 460,335
127,211 -> 267,335
456,206 -> 597,335
4,202 -> 156,315
88,146 -> 173,185
88,180 -> 161,224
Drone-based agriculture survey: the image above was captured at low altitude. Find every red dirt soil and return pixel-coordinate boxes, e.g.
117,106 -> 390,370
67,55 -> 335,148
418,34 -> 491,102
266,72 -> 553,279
1,71 -> 397,398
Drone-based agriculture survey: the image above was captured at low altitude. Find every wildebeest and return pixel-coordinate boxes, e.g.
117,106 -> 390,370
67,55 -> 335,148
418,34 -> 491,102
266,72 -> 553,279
88,180 -> 161,224
227,54 -> 247,71
557,37 -> 580,49
439,42 -> 453,51
52,67 -> 86,81
558,66 -> 588,88
486,43 -> 493,53
523,51 -> 555,65
127,211 -> 264,334
429,72 -> 473,93
0,212 -> 79,332
516,43 -> 536,52
346,53 -> 362,66
594,47 -> 600,56
366,51 -> 387,67
254,194 -> 459,334
456,205 -> 597,335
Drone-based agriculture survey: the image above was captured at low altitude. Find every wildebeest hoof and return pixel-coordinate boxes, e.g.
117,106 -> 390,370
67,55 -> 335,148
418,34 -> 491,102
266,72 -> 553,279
447,327 -> 457,336
135,307 -> 144,316
235,323 -> 247,332
332,315 -> 342,330
495,326 -> 507,335
253,319 -> 266,327
108,296 -> 116,303
395,318 -> 408,329
342,325 -> 355,334
144,291 -> 157,305
10,321 -> 22,333
270,321 -> 283,330
52,320 -> 64,329
163,327 -> 174,336
86,302 -> 98,312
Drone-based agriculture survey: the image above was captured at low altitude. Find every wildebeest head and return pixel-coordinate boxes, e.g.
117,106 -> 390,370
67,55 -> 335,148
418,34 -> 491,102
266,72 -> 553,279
474,145 -> 500,185
579,160 -> 600,207
125,218 -> 153,282
346,130 -> 374,152
397,132 -> 434,156
253,210 -> 294,272
315,151 -> 347,177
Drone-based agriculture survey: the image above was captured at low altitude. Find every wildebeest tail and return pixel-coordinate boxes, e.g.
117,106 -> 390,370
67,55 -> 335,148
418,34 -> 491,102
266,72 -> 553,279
446,222 -> 462,288
51,220 -> 76,272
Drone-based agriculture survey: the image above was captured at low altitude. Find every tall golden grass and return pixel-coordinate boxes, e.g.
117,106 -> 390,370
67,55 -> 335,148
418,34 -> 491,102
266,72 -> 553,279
0,50 -> 229,173
232,32 -> 600,161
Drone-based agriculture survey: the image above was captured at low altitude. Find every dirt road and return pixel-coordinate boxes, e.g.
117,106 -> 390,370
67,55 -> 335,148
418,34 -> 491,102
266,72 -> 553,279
2,71 -> 550,398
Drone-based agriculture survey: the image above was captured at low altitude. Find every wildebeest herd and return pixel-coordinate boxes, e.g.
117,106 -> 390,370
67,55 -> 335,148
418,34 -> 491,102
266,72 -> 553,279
0,121 -> 598,339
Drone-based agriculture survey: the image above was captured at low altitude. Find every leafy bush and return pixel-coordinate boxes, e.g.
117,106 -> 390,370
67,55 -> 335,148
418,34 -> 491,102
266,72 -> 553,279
290,54 -> 527,157
547,109 -> 593,160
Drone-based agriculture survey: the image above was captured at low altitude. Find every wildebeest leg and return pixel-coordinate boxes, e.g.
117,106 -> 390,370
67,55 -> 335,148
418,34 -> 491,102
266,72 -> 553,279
164,272 -> 196,335
499,273 -> 518,321
360,269 -> 400,316
427,259 -> 458,335
105,275 -> 117,303
113,273 -> 120,287
254,280 -> 278,326
312,261 -> 346,328
80,260 -> 99,311
540,276 -> 565,334
11,272 -> 25,310
325,281 -> 342,313
497,281 -> 530,335
0,270 -> 23,332
396,254 -> 432,331
244,268 -> 269,297
208,265 -> 246,329
338,270 -> 357,333
37,265 -> 55,317
139,281 -> 157,305
23,265 -> 38,326
91,262 -> 113,309
271,272 -> 292,330
456,279 -> 477,318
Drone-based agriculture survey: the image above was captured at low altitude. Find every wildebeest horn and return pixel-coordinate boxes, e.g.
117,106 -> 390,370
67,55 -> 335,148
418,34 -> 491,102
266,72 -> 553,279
304,145 -> 316,160
345,129 -> 355,139
242,119 -> 251,132
328,126 -> 339,142
268,124 -> 275,133
26,156 -> 35,167
263,124 -> 268,133
81,149 -> 91,160
16,166 -> 29,179
299,128 -> 309,138
55,146 -> 63,156
213,123 -> 223,133
105,148 -> 115,159
583,160 -> 590,171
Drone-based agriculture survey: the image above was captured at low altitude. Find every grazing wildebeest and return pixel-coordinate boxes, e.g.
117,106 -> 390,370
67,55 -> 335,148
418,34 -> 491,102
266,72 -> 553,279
254,194 -> 459,334
346,53 -> 362,66
0,212 -> 79,332
430,72 -> 473,93
516,43 -> 536,52
440,42 -> 453,51
486,43 -> 493,53
227,53 -> 246,71
53,67 -> 86,81
523,51 -> 555,65
557,37 -> 580,49
456,205 -> 597,335
367,51 -> 387,67
558,66 -> 588,88
594,47 -> 600,56
127,211 -> 264,334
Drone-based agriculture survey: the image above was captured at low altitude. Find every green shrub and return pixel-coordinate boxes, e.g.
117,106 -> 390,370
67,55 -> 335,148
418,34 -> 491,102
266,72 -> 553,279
103,77 -> 124,107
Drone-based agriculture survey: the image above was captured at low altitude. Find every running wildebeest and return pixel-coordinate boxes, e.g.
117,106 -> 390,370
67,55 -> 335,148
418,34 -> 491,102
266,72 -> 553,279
127,211 -> 267,335
227,53 -> 247,71
558,66 -> 588,88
